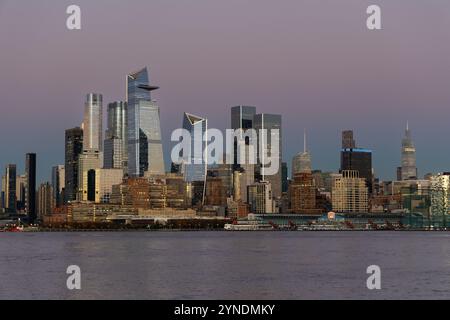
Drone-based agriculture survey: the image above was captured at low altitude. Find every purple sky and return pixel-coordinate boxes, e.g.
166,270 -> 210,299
1,0 -> 450,184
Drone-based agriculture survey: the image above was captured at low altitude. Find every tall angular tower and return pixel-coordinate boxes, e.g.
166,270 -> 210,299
401,121 -> 417,180
127,67 -> 165,177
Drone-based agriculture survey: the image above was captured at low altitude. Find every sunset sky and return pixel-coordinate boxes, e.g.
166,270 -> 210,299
1,0 -> 450,183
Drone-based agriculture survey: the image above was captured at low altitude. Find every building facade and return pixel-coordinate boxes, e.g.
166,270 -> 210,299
332,170 -> 368,213
127,67 -> 165,177
65,127 -> 83,203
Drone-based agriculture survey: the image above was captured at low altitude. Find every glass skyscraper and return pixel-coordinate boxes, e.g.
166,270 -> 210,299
401,122 -> 417,180
104,101 -> 127,170
25,153 -> 36,222
64,127 -> 83,203
254,113 -> 282,199
127,67 -> 165,177
182,112 -> 207,205
83,93 -> 103,152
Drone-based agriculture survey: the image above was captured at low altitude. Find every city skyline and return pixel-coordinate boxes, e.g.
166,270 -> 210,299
2,1 -> 450,183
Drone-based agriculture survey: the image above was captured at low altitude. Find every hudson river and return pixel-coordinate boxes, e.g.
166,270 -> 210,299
0,232 -> 449,299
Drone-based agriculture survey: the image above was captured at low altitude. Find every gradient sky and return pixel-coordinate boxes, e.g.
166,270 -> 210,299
1,0 -> 450,184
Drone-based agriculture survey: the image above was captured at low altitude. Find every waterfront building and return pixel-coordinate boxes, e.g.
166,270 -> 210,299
3,164 -> 17,213
332,170 -> 368,213
289,172 -> 320,214
37,182 -> 53,219
254,113 -> 282,199
247,181 -> 274,214
127,67 -> 165,177
25,153 -> 37,222
400,122 -> 417,180
205,176 -> 227,207
430,173 -> 450,226
104,101 -> 127,170
64,127 -> 83,203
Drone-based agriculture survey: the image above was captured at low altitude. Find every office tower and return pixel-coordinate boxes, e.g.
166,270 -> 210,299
205,176 -> 227,206
231,106 -> 257,166
182,112 -> 208,205
400,122 -> 417,180
1,175 -> 5,210
332,170 -> 368,213
254,113 -> 282,199
51,165 -> 65,208
127,67 -> 165,177
340,131 -> 373,194
25,153 -> 36,222
83,93 -> 103,151
289,172 -> 317,214
247,181 -> 274,214
281,162 -> 288,193
342,130 -> 356,149
104,101 -> 127,170
65,127 -> 83,203
78,150 -> 101,201
37,182 -> 53,219
430,173 -> 450,224
15,174 -> 26,211
4,164 -> 17,213
292,130 -> 312,176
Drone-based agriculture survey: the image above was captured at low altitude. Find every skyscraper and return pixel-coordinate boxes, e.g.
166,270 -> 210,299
127,67 -> 165,177
4,164 -> 17,213
292,130 -> 312,176
254,113 -> 282,199
230,106 -> 257,201
83,93 -> 103,151
342,130 -> 356,149
25,153 -> 36,222
51,165 -> 65,208
332,170 -> 368,213
182,112 -> 208,205
37,182 -> 53,219
64,127 -> 83,203
340,130 -> 373,194
400,121 -> 417,180
104,101 -> 127,170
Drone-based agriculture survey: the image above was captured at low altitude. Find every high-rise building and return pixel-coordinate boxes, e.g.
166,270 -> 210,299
332,170 -> 368,213
340,131 -> 373,194
127,67 -> 165,177
181,112 -> 208,205
78,150 -> 101,201
289,172 -> 318,214
64,127 -> 83,203
4,164 -> 17,213
37,182 -> 53,219
430,173 -> 450,227
83,93 -> 103,151
400,122 -> 417,180
231,106 -> 257,167
342,130 -> 356,149
247,181 -> 274,214
25,153 -> 36,222
254,113 -> 282,199
15,174 -> 26,211
292,130 -> 312,176
104,101 -> 127,170
51,165 -> 65,208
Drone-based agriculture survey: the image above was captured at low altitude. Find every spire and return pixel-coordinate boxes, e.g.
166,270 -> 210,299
303,129 -> 307,153
406,120 -> 409,131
